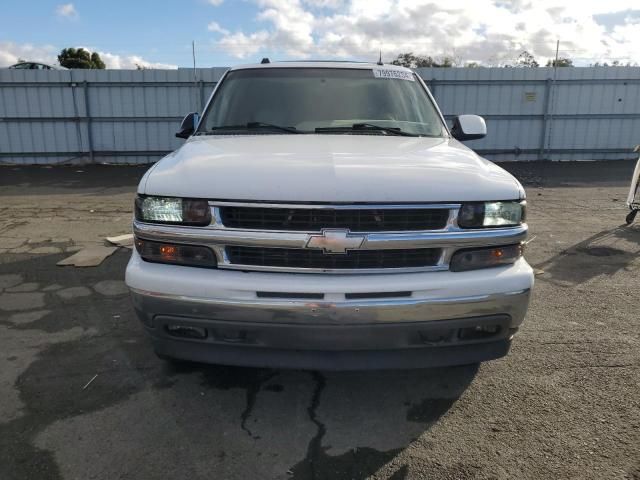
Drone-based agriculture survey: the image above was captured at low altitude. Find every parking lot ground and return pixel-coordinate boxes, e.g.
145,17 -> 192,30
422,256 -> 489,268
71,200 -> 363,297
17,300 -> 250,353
0,161 -> 639,480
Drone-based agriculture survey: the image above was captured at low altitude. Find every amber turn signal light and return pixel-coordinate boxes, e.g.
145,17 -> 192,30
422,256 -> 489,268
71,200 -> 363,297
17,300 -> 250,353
135,237 -> 217,268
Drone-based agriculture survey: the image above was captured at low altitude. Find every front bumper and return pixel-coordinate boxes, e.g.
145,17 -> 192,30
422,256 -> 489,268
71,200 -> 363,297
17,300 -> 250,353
126,251 -> 533,370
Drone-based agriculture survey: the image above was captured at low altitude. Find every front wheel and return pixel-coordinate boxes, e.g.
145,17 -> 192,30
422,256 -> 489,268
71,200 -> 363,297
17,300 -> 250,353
625,210 -> 638,225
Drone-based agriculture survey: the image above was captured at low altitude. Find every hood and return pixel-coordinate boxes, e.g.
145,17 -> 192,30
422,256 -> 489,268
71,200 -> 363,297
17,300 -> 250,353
140,135 -> 523,202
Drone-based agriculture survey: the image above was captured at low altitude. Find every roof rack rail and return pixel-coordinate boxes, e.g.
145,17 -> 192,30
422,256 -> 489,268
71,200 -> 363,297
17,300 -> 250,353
277,59 -> 372,64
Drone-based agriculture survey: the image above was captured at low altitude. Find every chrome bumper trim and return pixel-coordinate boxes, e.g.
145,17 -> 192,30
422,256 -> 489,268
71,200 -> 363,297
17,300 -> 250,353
129,287 -> 531,326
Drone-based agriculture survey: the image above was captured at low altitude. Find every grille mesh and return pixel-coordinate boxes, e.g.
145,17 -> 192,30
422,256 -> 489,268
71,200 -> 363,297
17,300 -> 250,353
226,246 -> 441,270
220,206 -> 449,232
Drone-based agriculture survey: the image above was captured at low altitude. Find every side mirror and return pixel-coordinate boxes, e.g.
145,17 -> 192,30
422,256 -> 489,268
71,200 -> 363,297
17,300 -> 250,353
451,115 -> 487,141
176,112 -> 198,139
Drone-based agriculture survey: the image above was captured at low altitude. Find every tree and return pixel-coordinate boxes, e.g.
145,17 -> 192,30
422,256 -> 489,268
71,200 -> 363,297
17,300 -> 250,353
546,57 -> 573,67
438,56 -> 454,68
391,52 -> 433,68
391,52 -> 453,68
592,60 -> 636,67
515,50 -> 539,67
90,52 -> 106,69
57,48 -> 106,69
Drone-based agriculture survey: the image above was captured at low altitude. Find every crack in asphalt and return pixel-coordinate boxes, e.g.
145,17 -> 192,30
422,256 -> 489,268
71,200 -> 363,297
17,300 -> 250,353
289,370 -> 406,480
239,371 -> 277,439
302,371 -> 327,479
196,364 -> 279,440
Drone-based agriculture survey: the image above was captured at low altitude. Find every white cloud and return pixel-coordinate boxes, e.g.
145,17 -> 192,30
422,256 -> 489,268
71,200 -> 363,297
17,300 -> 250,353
213,0 -> 640,65
0,42 -> 177,69
217,31 -> 271,58
608,17 -> 640,63
56,3 -> 78,19
208,21 -> 230,35
0,42 -> 58,67
96,52 -> 178,69
302,0 -> 344,8
206,0 -> 224,5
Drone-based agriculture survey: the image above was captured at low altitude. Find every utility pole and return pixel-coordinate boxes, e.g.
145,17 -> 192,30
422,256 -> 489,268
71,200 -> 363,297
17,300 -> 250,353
192,40 -> 198,111
546,39 -> 560,160
192,40 -> 197,81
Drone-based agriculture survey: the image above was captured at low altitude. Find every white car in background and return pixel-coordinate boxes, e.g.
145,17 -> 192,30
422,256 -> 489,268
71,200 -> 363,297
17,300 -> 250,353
126,61 -> 533,370
7,62 -> 67,70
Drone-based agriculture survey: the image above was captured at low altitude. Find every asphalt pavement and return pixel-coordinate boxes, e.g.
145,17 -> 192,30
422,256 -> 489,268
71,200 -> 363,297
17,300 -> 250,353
0,160 -> 638,480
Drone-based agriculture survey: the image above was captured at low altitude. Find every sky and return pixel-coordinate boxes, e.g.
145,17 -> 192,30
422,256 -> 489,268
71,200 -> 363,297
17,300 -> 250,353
1,0 -> 639,69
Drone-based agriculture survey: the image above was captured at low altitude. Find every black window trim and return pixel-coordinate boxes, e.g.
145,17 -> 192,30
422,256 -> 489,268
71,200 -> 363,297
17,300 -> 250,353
194,66 -> 451,138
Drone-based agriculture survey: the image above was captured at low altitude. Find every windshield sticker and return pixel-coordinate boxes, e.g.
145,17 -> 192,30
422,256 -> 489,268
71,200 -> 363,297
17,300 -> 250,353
372,68 -> 415,81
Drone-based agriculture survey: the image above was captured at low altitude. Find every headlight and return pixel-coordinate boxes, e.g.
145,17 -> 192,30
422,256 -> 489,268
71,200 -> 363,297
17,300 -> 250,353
135,196 -> 211,226
450,244 -> 523,272
458,201 -> 525,228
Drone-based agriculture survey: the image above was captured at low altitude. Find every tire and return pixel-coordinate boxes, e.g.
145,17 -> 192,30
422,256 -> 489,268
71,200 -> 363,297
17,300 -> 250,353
625,210 -> 638,225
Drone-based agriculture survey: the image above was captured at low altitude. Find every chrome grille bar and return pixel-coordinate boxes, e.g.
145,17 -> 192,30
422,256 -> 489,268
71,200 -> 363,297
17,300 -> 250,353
133,201 -> 527,274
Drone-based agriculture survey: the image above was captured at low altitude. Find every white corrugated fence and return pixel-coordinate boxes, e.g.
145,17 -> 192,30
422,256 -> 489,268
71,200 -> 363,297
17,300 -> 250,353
1,66 -> 639,164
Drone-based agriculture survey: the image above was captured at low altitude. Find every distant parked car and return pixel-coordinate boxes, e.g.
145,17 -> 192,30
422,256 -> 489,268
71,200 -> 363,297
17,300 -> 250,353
8,62 -> 67,70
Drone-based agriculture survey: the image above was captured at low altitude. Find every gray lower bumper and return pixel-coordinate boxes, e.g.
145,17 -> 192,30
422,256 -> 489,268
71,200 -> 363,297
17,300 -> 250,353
130,288 -> 530,370
151,333 -> 512,370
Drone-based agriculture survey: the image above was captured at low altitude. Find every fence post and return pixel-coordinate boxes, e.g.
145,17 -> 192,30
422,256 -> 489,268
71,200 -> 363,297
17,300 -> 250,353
538,78 -> 552,160
69,79 -> 84,160
199,80 -> 205,111
82,81 -> 94,163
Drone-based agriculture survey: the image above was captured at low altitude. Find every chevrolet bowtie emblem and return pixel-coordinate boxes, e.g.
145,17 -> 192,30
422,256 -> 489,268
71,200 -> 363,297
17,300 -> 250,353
306,229 -> 366,254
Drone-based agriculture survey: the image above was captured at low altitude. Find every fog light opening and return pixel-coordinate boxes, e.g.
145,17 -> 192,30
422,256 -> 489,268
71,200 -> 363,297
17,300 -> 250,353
419,328 -> 456,345
165,324 -> 208,339
458,324 -> 502,341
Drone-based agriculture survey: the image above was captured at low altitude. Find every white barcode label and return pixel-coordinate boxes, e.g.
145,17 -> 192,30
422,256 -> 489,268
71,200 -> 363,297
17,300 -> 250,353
372,68 -> 415,81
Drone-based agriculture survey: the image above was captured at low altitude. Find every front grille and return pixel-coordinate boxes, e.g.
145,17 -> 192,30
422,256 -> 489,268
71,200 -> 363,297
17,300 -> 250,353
219,206 -> 449,232
226,246 -> 441,270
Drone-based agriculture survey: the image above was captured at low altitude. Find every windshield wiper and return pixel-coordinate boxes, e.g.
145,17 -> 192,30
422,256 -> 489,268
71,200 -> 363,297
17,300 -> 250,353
315,123 -> 418,137
206,122 -> 301,134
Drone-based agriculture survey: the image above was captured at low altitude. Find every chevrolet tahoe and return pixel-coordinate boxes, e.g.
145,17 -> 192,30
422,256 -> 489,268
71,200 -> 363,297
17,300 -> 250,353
125,61 -> 534,370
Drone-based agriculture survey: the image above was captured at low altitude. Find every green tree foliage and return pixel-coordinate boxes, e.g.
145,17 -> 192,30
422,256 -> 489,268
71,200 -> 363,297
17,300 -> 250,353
515,50 -> 539,67
57,48 -> 106,69
391,52 -> 454,68
90,52 -> 106,69
546,57 -> 573,67
591,60 -> 636,67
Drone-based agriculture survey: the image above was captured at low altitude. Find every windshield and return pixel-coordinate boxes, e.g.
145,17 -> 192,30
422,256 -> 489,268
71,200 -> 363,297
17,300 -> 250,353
199,67 -> 446,137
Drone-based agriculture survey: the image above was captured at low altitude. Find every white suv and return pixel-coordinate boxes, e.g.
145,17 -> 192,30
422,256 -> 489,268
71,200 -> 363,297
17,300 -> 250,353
125,61 -> 533,370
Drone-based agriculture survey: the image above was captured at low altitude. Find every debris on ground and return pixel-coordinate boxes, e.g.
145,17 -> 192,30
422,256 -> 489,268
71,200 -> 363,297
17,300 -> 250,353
57,246 -> 118,267
82,374 -> 98,390
105,234 -> 134,248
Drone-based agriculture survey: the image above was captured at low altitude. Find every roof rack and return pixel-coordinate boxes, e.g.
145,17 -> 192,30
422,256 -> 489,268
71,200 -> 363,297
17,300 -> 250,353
275,60 -> 373,64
